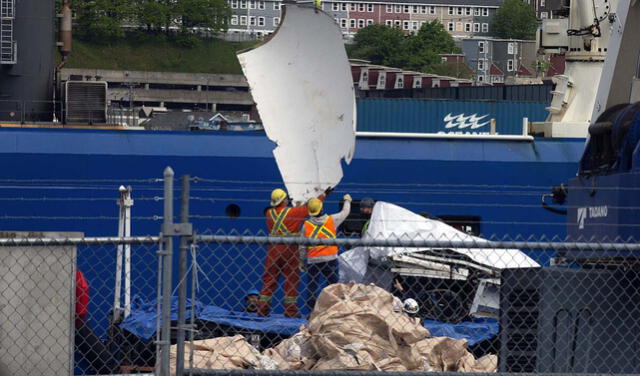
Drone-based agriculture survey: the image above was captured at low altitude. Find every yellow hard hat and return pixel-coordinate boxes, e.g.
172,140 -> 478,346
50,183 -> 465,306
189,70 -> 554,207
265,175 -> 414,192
270,188 -> 287,206
307,198 -> 323,216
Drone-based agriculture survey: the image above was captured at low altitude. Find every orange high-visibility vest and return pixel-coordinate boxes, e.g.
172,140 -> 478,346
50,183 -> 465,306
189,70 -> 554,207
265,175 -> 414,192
303,216 -> 338,258
269,207 -> 294,236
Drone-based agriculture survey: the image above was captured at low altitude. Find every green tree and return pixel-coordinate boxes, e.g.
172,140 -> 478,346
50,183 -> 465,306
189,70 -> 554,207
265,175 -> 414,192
75,0 -> 133,42
177,0 -> 232,31
349,24 -> 407,66
349,22 -> 465,76
415,20 -> 459,54
491,0 -> 539,39
403,20 -> 461,72
134,0 -> 173,31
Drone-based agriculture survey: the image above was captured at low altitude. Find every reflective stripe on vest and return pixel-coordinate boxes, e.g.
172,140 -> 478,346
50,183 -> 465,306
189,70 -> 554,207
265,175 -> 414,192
304,216 -> 338,258
269,207 -> 293,236
362,220 -> 370,236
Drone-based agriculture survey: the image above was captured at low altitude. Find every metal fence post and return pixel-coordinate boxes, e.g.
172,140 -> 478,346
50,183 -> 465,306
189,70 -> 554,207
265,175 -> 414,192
160,166 -> 174,376
176,175 -> 191,376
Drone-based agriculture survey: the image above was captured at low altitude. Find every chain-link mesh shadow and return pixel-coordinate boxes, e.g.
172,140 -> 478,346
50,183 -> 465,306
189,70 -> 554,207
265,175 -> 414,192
169,232 -> 640,376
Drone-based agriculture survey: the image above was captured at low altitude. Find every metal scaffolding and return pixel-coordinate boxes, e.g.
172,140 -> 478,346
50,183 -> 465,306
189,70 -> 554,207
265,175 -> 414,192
0,0 -> 16,64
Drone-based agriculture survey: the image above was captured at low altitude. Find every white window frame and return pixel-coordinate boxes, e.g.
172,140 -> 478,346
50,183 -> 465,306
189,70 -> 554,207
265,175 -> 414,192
249,0 -> 256,9
477,59 -> 485,71
350,3 -> 356,11
240,0 -> 247,8
473,23 -> 480,32
403,20 -> 410,30
429,6 -> 436,14
477,75 -> 485,82
385,19 -> 392,26
350,18 -> 356,28
258,16 -> 265,26
482,8 -> 489,16
367,18 -> 374,25
441,57 -> 447,63
507,59 -> 514,72
541,0 -> 546,6
274,17 -> 280,26
474,7 -> 480,16
465,7 -> 471,15
332,2 -> 340,11
481,23 -> 488,32
394,20 -> 401,27
447,22 -> 454,31
448,6 -> 454,15
412,5 -> 418,13
394,5 -> 401,13
358,3 -> 365,12
231,0 -> 238,8
507,42 -> 514,54
249,15 -> 256,25
404,5 -> 410,13
358,18 -> 365,28
240,15 -> 247,25
413,77 -> 422,88
465,23 -> 471,32
367,3 -> 373,12
273,1 -> 280,10
258,1 -> 265,10
420,5 -> 426,14
341,18 -> 348,28
457,6 -> 463,15
341,3 -> 347,11
478,41 -> 485,53
386,4 -> 393,13
231,15 -> 238,24
541,11 -> 548,19
412,20 -> 419,30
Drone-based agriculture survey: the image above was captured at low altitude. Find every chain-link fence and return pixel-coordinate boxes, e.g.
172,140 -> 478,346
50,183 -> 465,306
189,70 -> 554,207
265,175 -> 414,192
0,235 -> 162,376
1,170 -> 639,376
172,233 -> 640,376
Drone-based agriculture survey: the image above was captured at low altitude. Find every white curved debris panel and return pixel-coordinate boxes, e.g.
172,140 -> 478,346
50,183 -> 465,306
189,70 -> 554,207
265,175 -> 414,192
364,202 -> 540,269
237,4 -> 356,203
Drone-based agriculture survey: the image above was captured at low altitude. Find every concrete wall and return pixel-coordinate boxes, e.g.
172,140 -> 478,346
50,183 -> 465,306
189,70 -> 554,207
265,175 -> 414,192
60,68 -> 248,87
60,68 -> 254,109
0,232 -> 80,376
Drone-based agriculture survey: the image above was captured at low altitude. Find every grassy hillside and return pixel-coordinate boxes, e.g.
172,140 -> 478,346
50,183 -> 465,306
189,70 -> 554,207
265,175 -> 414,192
64,34 -> 258,74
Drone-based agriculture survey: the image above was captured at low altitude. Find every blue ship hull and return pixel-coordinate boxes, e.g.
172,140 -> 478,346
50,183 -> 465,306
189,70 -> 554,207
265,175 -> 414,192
0,127 -> 584,340
0,127 -> 583,237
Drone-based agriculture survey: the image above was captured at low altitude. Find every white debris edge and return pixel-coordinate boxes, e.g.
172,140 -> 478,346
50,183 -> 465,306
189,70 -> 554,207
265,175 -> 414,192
238,4 -> 356,203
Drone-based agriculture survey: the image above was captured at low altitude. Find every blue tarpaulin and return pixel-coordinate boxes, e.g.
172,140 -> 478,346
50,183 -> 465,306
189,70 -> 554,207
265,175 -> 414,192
423,318 -> 499,346
199,305 -> 306,337
120,297 -> 498,345
119,297 -> 305,341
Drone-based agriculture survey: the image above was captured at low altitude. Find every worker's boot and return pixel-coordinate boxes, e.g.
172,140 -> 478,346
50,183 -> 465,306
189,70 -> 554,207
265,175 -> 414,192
257,295 -> 271,316
284,296 -> 300,318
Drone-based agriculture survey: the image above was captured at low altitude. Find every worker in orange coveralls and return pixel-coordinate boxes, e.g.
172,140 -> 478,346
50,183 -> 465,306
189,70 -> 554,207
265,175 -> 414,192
258,187 -> 331,317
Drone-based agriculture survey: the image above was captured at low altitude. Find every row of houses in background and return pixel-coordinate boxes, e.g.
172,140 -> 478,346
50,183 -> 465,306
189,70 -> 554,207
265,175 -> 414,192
227,0 -> 502,38
353,37 -> 565,89
352,38 -> 561,88
225,0 -> 564,38
224,0 -> 566,84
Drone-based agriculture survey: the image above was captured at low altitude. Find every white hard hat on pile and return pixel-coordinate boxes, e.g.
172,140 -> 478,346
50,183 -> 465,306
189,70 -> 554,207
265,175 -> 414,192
403,298 -> 419,314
